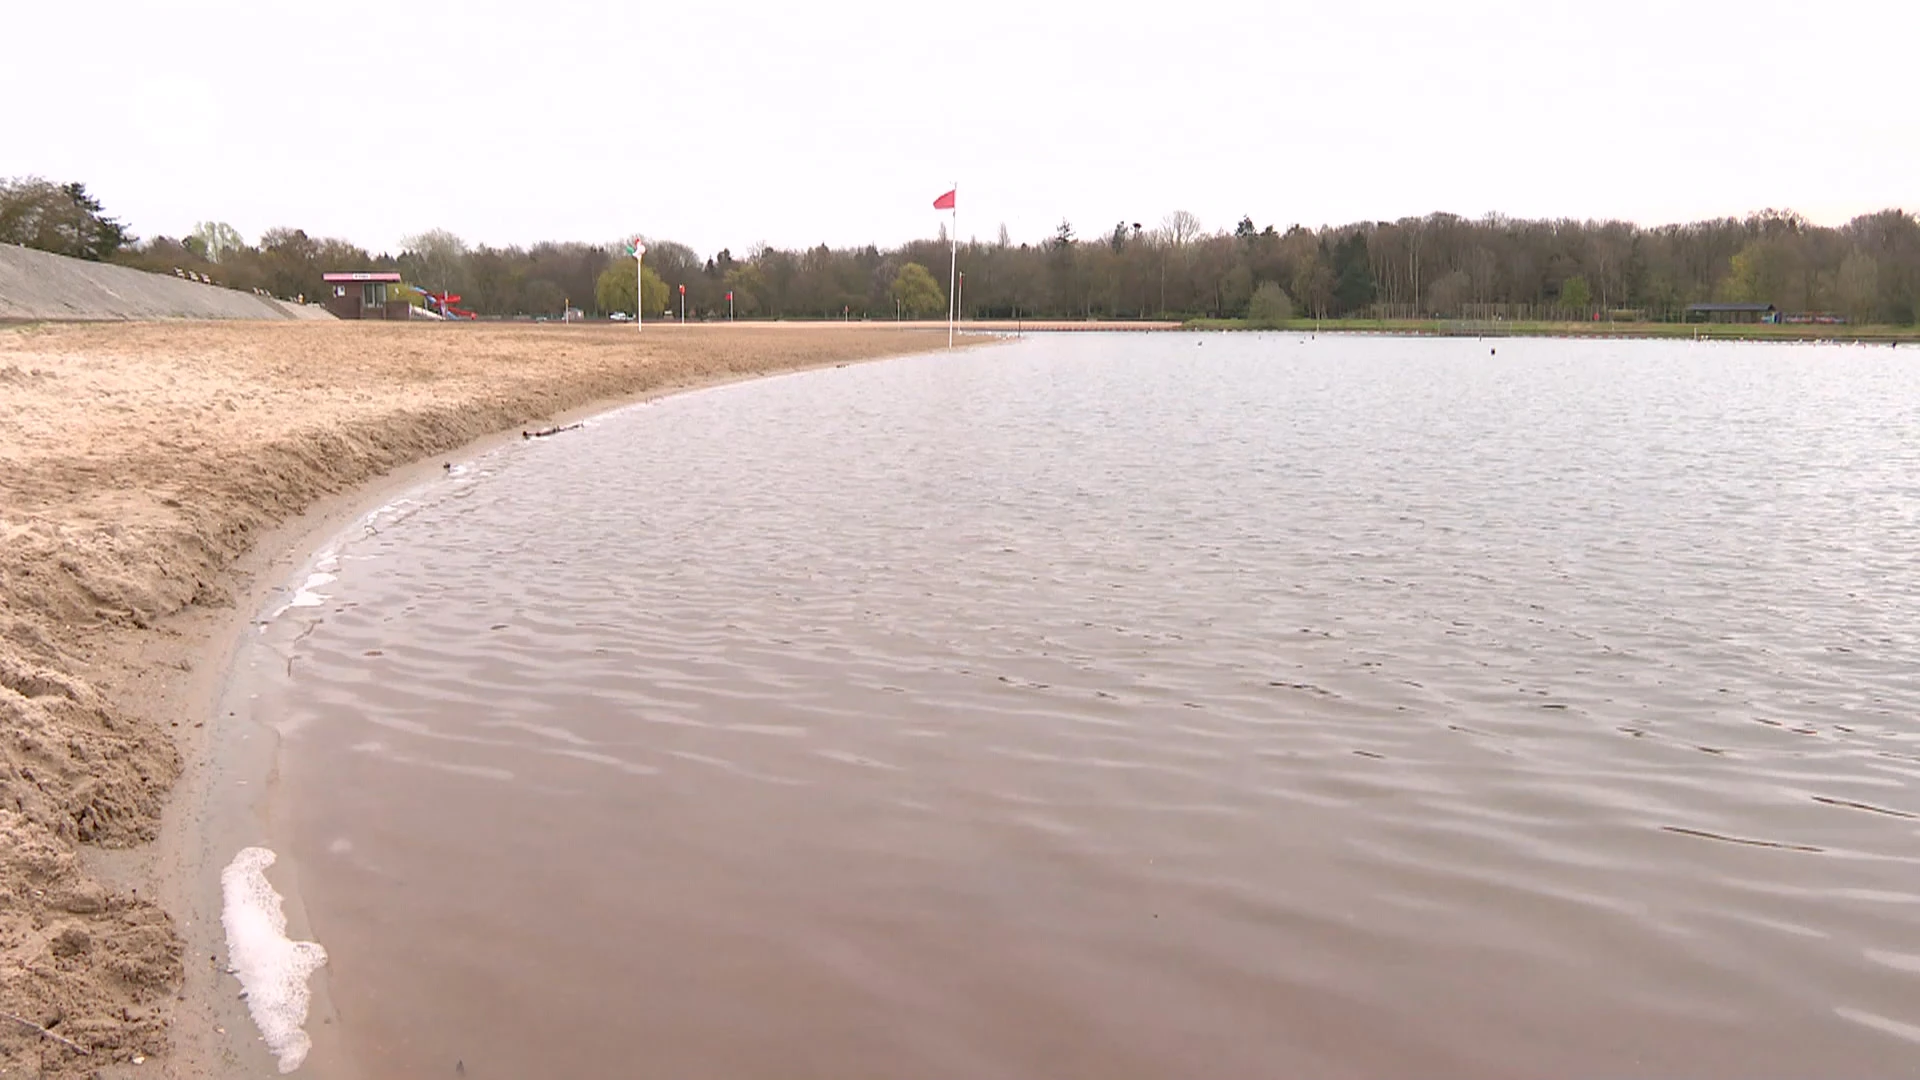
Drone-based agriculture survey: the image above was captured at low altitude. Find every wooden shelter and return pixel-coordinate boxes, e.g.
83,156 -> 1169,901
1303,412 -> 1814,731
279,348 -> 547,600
323,271 -> 410,320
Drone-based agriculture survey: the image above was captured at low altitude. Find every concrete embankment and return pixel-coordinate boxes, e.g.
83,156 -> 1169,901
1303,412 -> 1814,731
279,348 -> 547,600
0,243 -> 332,322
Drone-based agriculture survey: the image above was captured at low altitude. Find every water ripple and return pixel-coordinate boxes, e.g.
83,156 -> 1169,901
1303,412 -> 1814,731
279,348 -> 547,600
266,335 -> 1920,1079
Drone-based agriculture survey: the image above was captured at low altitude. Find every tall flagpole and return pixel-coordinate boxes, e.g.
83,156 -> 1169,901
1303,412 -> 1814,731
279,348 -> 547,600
634,240 -> 646,333
947,182 -> 957,349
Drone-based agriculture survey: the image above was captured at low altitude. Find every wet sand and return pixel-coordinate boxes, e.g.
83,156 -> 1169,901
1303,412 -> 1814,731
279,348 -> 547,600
0,320 -> 956,1077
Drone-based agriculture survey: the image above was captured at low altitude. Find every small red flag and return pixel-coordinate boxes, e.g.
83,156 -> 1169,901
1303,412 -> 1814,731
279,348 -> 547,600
726,291 -> 734,300
933,188 -> 956,210
678,284 -> 686,295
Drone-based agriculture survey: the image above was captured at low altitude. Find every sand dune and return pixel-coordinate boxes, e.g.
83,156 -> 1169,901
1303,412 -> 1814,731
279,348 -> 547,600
0,320 -> 956,1075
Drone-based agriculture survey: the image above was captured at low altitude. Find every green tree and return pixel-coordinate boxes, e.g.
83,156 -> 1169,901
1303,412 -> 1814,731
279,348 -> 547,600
595,258 -> 667,316
1330,233 -> 1375,314
639,263 -> 668,315
1719,236 -> 1802,307
0,177 -> 132,260
1247,280 -> 1294,327
255,227 -> 321,301
1559,275 -> 1592,314
723,264 -> 766,316
1720,244 -> 1762,302
189,221 -> 245,262
594,262 -> 627,315
890,262 -> 945,317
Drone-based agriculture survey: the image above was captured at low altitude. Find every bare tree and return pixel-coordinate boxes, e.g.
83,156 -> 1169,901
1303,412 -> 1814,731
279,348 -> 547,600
1835,251 -> 1879,323
1426,270 -> 1471,317
400,228 -> 470,295
1163,210 -> 1203,249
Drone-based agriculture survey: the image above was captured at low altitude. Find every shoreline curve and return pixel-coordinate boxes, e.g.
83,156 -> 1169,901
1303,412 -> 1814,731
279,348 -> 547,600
0,320 -> 972,1077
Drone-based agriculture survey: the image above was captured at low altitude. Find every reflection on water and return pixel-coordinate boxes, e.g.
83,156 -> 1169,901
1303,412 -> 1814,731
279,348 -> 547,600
258,333 -> 1920,1078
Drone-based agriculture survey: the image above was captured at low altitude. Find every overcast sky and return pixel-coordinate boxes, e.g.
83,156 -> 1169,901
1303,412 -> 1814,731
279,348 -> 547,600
4,0 -> 1912,257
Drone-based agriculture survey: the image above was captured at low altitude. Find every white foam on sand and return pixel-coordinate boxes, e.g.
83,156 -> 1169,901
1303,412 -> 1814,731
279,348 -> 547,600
221,847 -> 328,1073
287,571 -> 335,608
363,497 -> 422,528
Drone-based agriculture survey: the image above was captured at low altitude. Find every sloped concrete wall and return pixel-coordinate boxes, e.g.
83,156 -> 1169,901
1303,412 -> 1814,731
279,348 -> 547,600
0,243 -> 334,321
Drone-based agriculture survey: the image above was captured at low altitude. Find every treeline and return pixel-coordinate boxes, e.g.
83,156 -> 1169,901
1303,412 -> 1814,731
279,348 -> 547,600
930,209 -> 1920,325
5,175 -> 1917,323
107,224 -> 619,317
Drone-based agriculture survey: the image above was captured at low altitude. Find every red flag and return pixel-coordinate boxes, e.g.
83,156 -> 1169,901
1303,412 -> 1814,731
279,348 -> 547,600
726,291 -> 734,300
678,284 -> 686,295
933,189 -> 956,210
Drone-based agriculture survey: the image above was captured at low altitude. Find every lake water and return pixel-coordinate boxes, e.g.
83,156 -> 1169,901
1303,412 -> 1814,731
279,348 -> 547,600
250,333 -> 1920,1078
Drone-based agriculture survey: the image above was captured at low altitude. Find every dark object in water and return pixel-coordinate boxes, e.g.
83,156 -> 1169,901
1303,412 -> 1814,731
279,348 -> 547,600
522,423 -> 584,440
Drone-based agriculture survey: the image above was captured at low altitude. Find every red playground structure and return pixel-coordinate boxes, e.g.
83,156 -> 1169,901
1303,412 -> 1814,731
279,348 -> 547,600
406,284 -> 478,319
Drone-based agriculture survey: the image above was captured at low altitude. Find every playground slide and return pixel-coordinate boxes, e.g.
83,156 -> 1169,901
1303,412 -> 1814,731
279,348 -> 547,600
404,285 -> 479,320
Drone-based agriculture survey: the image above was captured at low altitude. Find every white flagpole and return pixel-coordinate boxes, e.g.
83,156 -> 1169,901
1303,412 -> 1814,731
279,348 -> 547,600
947,182 -> 957,348
635,240 -> 646,333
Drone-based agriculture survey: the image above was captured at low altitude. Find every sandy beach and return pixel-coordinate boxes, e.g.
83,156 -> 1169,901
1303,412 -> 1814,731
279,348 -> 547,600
0,320 -> 956,1077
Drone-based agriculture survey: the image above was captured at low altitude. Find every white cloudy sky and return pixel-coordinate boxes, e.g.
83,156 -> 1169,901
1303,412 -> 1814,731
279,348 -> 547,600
3,0 -> 1912,256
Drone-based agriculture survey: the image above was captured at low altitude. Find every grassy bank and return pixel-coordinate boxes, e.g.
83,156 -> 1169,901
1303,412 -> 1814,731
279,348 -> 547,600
1186,317 -> 1920,344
